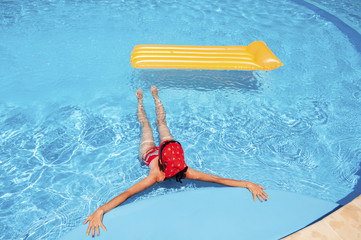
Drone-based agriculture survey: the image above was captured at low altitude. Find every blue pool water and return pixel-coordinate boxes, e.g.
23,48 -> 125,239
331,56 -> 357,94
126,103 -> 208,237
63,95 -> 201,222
1,0 -> 361,239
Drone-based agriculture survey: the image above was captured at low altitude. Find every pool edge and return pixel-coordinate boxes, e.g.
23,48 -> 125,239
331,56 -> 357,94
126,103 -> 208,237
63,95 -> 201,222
282,194 -> 361,239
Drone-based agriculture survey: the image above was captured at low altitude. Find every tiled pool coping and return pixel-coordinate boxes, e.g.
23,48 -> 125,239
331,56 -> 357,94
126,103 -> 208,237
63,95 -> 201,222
282,194 -> 361,239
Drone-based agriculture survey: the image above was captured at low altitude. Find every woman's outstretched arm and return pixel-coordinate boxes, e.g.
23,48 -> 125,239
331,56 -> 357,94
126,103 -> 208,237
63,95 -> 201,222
84,174 -> 159,237
185,167 -> 269,202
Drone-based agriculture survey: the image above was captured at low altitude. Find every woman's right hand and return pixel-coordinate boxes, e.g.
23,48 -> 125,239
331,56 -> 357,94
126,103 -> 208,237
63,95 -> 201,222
82,175 -> 158,237
84,208 -> 107,237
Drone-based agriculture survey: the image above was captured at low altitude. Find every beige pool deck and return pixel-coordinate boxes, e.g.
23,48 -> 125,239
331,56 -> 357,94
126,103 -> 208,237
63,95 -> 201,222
283,194 -> 361,240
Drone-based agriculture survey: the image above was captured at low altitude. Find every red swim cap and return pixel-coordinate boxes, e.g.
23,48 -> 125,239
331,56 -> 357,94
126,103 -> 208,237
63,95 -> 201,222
159,141 -> 187,178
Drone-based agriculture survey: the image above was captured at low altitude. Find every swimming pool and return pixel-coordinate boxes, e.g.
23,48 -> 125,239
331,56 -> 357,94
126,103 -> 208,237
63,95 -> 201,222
1,0 -> 361,239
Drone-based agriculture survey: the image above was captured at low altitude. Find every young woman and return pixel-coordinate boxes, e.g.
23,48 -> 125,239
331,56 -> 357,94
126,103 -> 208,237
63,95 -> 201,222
84,86 -> 268,237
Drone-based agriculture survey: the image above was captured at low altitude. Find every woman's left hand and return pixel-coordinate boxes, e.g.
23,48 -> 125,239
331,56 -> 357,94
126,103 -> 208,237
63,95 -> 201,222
246,182 -> 269,202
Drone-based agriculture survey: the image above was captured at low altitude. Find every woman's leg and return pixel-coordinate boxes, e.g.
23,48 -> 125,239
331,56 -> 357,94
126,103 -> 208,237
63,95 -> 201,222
136,89 -> 156,159
151,86 -> 174,143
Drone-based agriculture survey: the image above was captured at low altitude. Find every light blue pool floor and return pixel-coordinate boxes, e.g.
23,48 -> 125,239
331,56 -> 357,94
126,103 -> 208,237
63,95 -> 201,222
63,187 -> 338,240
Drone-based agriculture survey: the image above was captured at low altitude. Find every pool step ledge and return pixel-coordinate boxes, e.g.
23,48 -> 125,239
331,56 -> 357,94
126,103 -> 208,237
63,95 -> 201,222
62,188 -> 338,240
282,194 -> 361,240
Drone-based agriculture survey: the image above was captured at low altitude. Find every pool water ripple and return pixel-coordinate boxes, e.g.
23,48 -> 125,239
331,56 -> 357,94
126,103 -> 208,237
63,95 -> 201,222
0,103 -> 143,239
332,138 -> 361,185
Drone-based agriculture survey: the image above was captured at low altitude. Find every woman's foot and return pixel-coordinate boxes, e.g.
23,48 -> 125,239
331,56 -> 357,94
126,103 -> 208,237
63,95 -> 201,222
136,89 -> 143,100
151,86 -> 159,99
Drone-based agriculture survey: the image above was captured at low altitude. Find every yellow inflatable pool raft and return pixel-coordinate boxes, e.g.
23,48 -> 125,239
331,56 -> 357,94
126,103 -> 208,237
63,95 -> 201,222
131,41 -> 283,71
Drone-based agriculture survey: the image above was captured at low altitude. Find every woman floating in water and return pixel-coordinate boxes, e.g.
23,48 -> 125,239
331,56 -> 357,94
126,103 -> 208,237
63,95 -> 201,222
84,86 -> 268,237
